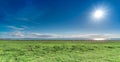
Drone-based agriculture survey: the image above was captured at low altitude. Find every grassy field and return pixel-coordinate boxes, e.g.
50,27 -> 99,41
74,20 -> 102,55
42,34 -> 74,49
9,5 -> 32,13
0,40 -> 120,62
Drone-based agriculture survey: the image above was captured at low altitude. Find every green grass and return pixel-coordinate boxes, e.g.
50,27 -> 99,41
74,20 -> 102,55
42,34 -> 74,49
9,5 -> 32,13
0,40 -> 120,62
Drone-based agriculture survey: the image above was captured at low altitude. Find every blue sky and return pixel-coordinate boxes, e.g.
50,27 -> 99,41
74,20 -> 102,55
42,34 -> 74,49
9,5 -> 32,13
0,0 -> 120,39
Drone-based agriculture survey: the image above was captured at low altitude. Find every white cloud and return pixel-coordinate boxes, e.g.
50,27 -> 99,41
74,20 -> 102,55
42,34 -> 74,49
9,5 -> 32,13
9,31 -> 24,38
1,31 -> 120,39
57,34 -> 120,40
28,33 -> 60,38
61,34 -> 110,38
5,32 -> 60,38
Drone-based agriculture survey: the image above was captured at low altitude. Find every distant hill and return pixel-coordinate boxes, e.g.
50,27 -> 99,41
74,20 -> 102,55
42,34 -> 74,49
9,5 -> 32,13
0,38 -> 120,40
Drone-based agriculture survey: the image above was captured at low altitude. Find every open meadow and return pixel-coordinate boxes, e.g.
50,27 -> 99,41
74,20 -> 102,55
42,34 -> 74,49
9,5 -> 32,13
0,40 -> 120,62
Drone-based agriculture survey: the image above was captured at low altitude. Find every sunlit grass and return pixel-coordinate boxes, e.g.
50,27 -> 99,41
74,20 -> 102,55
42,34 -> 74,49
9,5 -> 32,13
0,40 -> 120,62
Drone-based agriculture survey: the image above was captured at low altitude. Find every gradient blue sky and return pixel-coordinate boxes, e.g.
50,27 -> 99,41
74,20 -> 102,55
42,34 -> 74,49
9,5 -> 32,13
0,0 -> 120,38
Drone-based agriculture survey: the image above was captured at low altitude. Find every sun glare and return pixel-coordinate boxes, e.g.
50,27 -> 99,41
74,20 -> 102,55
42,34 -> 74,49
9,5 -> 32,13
91,4 -> 109,22
93,9 -> 105,19
93,38 -> 106,40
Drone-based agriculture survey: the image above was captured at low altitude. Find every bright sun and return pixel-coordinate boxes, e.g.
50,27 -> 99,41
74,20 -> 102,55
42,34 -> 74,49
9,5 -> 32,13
93,9 -> 105,19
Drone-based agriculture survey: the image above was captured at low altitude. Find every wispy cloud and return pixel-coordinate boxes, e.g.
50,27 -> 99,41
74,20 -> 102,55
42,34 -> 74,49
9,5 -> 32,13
7,26 -> 27,31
